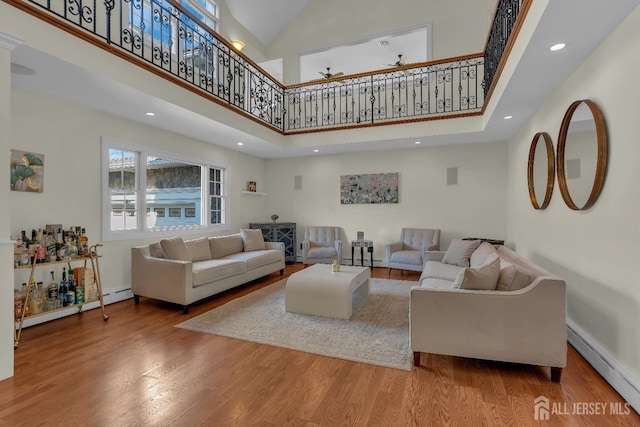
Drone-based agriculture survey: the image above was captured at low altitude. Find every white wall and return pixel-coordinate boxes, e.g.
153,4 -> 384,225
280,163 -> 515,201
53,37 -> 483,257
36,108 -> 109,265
506,5 -> 640,384
0,36 -> 16,381
10,88 -> 268,294
265,141 -> 507,261
267,0 -> 495,84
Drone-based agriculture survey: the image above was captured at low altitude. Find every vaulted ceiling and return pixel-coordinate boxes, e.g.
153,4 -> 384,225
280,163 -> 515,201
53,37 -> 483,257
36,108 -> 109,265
225,0 -> 314,45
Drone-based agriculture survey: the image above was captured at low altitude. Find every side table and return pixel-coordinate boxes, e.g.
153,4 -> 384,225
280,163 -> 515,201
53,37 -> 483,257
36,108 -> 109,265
351,240 -> 374,268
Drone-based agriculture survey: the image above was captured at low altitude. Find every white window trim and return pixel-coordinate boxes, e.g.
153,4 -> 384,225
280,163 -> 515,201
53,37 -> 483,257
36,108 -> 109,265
101,136 -> 231,241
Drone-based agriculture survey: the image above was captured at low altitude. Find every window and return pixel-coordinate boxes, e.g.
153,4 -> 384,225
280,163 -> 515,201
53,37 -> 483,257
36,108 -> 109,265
102,138 -> 229,240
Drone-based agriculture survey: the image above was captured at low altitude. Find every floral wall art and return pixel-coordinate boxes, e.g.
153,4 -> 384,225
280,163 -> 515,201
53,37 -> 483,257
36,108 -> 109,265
340,172 -> 398,204
10,150 -> 44,193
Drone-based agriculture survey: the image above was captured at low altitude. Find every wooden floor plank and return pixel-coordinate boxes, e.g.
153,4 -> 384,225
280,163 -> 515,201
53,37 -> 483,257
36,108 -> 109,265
0,265 -> 637,426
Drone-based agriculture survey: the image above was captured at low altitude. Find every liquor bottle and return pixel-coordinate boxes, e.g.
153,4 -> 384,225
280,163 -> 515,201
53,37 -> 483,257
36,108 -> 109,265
79,228 -> 89,256
55,229 -> 65,261
20,230 -> 30,250
67,277 -> 76,306
44,232 -> 55,262
47,271 -> 59,301
66,231 -> 79,258
59,267 -> 68,307
75,280 -> 84,304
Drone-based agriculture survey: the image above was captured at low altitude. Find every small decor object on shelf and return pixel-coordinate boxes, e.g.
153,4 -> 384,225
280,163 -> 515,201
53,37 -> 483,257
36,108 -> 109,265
270,214 -> 279,222
248,181 -> 257,192
357,231 -> 364,241
332,254 -> 341,272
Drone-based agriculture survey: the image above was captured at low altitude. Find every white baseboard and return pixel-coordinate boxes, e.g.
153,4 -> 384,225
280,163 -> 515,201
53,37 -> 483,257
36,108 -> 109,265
17,287 -> 133,328
567,318 -> 640,414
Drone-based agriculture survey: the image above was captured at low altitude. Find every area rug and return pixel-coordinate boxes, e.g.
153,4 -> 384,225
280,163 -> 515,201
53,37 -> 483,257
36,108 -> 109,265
176,278 -> 414,371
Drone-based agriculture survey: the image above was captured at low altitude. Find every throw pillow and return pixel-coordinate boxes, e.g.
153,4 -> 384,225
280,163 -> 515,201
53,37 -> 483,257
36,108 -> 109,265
497,262 -> 533,291
185,237 -> 212,262
241,229 -> 265,252
149,242 -> 165,259
442,239 -> 481,267
451,255 -> 500,290
160,236 -> 190,261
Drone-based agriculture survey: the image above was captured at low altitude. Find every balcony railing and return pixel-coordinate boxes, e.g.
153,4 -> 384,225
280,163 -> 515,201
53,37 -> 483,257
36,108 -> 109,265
4,0 -> 525,134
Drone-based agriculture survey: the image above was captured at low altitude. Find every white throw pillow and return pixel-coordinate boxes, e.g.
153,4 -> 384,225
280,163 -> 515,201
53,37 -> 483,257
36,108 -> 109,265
442,239 -> 481,267
160,236 -> 190,261
451,255 -> 500,290
241,229 -> 265,252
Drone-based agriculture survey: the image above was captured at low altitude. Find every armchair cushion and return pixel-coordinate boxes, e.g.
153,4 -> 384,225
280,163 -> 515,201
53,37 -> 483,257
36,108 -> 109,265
160,236 -> 190,261
240,229 -> 265,252
451,255 -> 500,290
308,246 -> 337,259
390,250 -> 422,266
442,239 -> 481,267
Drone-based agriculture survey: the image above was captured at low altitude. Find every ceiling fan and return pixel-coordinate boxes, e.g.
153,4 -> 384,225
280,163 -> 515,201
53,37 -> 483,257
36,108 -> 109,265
383,54 -> 406,68
319,67 -> 344,79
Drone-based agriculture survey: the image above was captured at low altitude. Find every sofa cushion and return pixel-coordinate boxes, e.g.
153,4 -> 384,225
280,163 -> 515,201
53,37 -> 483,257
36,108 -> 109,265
420,278 -> 453,289
149,242 -> 165,259
225,249 -> 283,270
470,242 -> 499,268
191,259 -> 247,287
390,250 -> 423,266
451,255 -> 500,290
442,239 -> 481,267
210,234 -> 244,259
160,236 -> 190,261
422,260 -> 462,281
185,237 -> 212,262
240,229 -> 265,252
497,261 -> 533,291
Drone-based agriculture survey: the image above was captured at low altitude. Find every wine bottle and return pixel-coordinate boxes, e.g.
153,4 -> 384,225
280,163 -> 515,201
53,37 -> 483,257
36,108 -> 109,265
79,228 -> 89,256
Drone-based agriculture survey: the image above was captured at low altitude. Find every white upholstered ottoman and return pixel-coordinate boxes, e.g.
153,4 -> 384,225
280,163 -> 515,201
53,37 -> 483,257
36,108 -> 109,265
285,264 -> 370,319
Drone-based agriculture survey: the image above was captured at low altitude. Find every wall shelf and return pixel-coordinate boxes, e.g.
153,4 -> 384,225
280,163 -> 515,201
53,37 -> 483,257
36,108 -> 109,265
241,191 -> 266,196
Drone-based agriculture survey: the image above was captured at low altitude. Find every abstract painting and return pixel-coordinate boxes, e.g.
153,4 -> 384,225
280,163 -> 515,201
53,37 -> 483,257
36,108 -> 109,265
10,150 -> 44,193
340,173 -> 398,204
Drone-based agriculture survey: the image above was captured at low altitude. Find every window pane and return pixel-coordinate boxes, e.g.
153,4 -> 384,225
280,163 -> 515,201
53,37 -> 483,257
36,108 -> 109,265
109,149 -> 138,231
145,156 -> 201,228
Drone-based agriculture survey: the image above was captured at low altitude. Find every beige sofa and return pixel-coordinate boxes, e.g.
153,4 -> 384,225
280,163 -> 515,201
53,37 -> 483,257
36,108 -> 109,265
131,230 -> 285,313
411,241 -> 567,382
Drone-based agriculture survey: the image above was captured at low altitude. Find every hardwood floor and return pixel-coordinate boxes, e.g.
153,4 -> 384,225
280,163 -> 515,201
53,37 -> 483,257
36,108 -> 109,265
1,265 -> 637,426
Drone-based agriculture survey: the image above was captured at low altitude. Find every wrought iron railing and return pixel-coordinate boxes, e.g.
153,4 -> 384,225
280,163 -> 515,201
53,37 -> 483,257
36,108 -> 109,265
484,0 -> 524,93
4,0 -> 527,134
285,55 -> 484,132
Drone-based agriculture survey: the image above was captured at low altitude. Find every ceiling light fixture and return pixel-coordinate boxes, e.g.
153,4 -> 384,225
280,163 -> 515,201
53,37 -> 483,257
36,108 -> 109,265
378,40 -> 389,47
313,149 -> 319,153
237,142 -> 244,146
414,141 -> 421,145
145,111 -> 155,116
504,115 -> 513,120
231,40 -> 245,51
550,43 -> 566,51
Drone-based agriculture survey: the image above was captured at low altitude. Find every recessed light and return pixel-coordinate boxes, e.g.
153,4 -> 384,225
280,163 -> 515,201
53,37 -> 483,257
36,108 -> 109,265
504,115 -> 513,120
237,142 -> 244,146
313,149 -> 319,153
414,141 -> 421,145
145,111 -> 155,116
550,43 -> 566,52
378,40 -> 389,47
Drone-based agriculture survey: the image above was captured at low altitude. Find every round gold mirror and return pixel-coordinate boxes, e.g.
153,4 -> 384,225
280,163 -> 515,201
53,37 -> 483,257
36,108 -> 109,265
527,132 -> 554,209
556,100 -> 607,210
